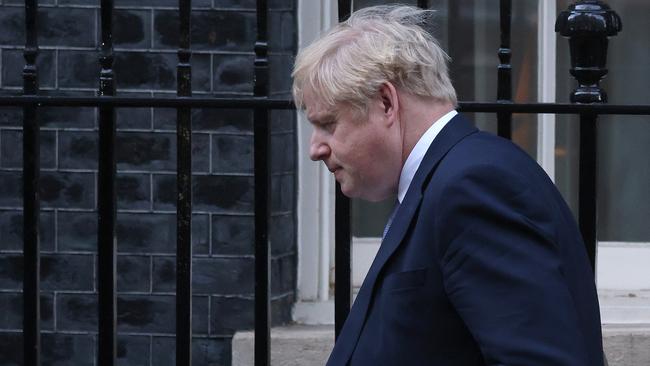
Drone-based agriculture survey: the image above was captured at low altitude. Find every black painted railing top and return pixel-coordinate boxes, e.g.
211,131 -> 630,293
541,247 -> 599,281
2,96 -> 650,114
1,96 -> 650,114
556,0 -> 622,104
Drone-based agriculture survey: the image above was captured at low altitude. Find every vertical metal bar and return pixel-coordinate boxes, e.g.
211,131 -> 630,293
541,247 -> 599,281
556,1 -> 621,271
254,0 -> 270,365
417,0 -> 428,9
447,2 -> 476,107
97,0 -> 117,365
334,186 -> 351,340
22,1 -> 40,365
338,0 -> 351,21
579,112 -> 597,269
176,0 -> 193,364
497,0 -> 512,139
334,0 -> 352,341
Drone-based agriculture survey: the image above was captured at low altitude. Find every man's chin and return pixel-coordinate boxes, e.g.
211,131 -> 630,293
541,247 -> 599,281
338,182 -> 357,198
338,181 -> 364,199
339,184 -> 389,202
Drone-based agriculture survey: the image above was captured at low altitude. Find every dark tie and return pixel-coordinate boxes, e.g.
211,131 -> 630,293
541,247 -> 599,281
382,200 -> 400,240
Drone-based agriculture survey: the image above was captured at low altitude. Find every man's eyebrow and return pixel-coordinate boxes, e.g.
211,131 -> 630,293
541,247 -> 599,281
308,113 -> 336,125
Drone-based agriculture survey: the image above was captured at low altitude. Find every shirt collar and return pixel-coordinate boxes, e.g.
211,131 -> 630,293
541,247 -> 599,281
397,110 -> 458,203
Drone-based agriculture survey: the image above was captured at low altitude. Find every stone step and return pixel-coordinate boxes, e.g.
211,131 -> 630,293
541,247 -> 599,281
600,289 -> 650,324
603,324 -> 650,366
232,324 -> 650,366
233,290 -> 650,365
232,325 -> 334,366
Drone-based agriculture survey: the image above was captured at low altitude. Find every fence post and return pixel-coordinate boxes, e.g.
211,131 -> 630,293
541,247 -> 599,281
97,0 -> 117,364
176,0 -> 193,364
254,0 -> 271,365
555,0 -> 621,270
22,1 -> 40,365
497,0 -> 512,139
334,0 -> 353,341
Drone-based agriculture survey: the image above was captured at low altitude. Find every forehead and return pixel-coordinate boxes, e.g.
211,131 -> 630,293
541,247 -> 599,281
303,87 -> 364,123
303,88 -> 336,122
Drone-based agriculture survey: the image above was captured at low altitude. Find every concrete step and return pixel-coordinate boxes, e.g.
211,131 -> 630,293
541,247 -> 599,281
600,289 -> 650,324
603,324 -> 650,366
232,324 -> 650,366
232,325 -> 334,366
233,291 -> 650,366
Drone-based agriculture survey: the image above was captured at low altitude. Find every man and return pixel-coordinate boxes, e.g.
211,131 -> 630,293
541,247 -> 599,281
292,5 -> 604,366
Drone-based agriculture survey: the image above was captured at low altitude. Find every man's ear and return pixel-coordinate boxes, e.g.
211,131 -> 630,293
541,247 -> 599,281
378,82 -> 399,126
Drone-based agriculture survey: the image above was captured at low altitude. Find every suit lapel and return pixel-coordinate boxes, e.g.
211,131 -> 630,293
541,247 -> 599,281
327,114 -> 478,365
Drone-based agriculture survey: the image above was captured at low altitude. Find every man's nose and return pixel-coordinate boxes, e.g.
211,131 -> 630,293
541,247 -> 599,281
309,132 -> 330,161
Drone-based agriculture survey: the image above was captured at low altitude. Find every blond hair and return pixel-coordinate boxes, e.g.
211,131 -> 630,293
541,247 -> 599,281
292,5 -> 457,115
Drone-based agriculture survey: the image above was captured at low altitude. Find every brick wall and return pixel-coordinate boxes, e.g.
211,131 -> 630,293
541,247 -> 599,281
0,0 -> 297,364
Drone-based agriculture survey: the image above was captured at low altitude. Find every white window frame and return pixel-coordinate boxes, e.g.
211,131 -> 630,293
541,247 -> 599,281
537,0 -> 556,181
293,0 -> 338,325
293,0 -> 650,325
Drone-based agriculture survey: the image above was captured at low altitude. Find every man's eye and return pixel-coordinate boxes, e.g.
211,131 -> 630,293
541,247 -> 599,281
322,121 -> 336,131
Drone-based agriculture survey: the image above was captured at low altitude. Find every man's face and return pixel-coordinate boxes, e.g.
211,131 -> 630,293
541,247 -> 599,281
304,88 -> 401,202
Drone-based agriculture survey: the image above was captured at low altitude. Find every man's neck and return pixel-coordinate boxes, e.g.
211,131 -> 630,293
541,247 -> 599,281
399,96 -> 455,164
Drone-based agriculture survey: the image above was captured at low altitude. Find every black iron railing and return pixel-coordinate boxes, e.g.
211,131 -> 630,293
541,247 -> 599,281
497,0 -> 513,139
175,0 -> 193,364
22,1 -> 40,365
253,0 -> 271,364
3,0 -> 647,365
97,1 -> 117,364
334,0 -> 353,342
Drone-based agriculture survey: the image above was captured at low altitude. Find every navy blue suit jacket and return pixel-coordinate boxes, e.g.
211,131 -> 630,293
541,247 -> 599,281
327,114 -> 604,365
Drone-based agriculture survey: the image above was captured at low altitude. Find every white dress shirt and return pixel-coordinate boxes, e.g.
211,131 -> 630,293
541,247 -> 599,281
397,110 -> 458,203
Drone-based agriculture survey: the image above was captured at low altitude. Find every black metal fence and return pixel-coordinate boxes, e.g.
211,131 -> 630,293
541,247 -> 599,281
2,0 -> 650,365
7,0 -> 291,365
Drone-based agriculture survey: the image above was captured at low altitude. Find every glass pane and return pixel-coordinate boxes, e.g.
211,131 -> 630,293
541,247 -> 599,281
554,113 -> 580,215
352,198 -> 395,237
597,116 -> 650,241
556,0 -> 650,242
351,0 -> 539,237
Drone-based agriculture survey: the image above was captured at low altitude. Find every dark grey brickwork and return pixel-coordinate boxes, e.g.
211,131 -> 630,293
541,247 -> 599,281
0,1 -> 297,365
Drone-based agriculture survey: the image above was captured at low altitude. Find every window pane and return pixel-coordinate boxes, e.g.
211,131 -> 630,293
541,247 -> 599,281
352,198 -> 394,237
351,0 -> 539,237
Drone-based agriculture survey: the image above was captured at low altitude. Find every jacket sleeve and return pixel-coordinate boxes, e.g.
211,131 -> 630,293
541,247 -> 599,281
434,163 -> 593,366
